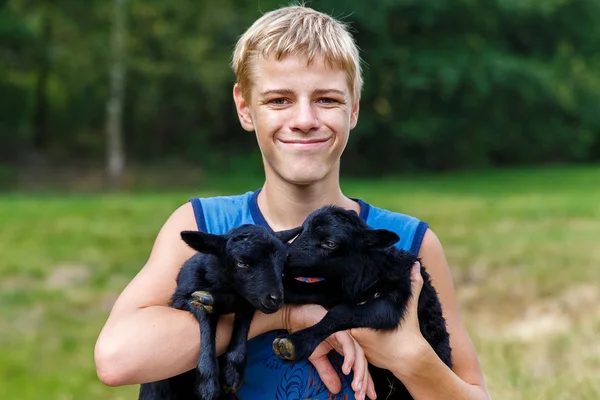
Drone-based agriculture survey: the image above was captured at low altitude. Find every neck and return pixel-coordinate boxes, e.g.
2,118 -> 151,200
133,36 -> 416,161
258,168 -> 360,231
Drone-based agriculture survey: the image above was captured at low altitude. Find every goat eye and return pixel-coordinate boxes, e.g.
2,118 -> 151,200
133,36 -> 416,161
236,260 -> 249,269
236,234 -> 249,241
321,240 -> 338,250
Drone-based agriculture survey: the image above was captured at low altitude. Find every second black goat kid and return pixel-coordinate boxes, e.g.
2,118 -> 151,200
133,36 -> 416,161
275,205 -> 452,400
138,224 -> 302,400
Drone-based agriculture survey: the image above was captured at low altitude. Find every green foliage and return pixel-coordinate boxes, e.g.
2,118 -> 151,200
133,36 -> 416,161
334,0 -> 600,171
1,0 -> 599,172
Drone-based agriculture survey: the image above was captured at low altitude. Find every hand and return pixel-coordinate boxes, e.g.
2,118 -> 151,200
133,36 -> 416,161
282,304 -> 377,399
351,262 -> 428,372
310,331 -> 376,400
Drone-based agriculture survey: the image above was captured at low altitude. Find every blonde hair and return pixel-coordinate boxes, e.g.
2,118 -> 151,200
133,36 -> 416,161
231,5 -> 363,104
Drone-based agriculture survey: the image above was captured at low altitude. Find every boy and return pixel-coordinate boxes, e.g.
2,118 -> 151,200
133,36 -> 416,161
95,5 -> 491,400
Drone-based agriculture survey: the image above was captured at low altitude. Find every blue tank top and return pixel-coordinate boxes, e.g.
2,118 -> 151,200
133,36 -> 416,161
189,189 -> 429,400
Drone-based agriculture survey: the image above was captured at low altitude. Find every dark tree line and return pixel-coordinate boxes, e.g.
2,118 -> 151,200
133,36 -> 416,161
2,0 -> 599,180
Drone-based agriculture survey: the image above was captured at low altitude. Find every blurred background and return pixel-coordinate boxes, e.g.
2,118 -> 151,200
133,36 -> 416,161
1,0 -> 599,399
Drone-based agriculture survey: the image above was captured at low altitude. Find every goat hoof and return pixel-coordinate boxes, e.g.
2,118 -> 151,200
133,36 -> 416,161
272,337 -> 296,360
222,384 -> 240,394
191,300 -> 214,314
192,291 -> 214,305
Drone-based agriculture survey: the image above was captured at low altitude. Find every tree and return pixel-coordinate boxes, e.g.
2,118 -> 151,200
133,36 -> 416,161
106,0 -> 127,189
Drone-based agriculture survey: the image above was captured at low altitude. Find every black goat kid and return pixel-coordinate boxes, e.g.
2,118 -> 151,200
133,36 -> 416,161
138,224 -> 302,400
275,206 -> 452,400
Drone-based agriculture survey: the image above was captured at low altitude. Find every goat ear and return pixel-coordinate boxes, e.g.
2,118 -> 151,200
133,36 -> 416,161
363,229 -> 400,249
273,226 -> 303,243
180,231 -> 226,254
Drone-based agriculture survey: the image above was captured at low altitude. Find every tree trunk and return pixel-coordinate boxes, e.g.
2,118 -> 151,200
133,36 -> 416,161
106,0 -> 127,190
31,10 -> 53,163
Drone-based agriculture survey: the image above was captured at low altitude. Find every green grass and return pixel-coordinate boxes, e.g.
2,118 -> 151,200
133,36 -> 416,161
1,164 -> 599,399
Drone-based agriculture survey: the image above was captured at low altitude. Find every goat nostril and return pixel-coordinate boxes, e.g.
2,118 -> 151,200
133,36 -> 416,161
269,293 -> 281,304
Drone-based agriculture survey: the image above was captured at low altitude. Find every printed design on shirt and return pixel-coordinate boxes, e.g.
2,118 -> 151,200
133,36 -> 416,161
263,352 -> 285,370
274,353 -> 352,400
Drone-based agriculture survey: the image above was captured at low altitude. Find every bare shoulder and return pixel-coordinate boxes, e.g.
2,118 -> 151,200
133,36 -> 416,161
106,202 -> 199,321
418,228 -> 488,387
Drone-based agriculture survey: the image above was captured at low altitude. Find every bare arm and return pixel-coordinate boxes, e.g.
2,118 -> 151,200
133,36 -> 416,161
94,203 -> 282,386
352,229 -> 491,399
396,229 -> 490,399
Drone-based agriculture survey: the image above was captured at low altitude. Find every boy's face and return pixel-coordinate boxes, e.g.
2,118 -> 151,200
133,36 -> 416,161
234,55 -> 359,186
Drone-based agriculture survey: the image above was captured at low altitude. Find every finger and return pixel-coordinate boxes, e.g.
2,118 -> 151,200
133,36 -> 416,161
411,261 -> 424,292
363,346 -> 369,384
309,353 -> 342,394
360,341 -> 369,399
351,337 -> 366,396
410,261 -> 424,313
333,332 -> 355,375
366,370 -> 377,399
347,328 -> 376,399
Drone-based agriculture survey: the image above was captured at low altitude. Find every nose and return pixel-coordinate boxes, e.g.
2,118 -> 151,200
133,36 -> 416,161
264,292 -> 283,308
290,99 -> 319,133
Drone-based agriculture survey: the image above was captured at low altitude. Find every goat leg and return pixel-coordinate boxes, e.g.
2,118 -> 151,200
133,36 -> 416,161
220,302 -> 254,394
273,295 -> 406,361
191,291 -> 239,314
188,304 -> 222,400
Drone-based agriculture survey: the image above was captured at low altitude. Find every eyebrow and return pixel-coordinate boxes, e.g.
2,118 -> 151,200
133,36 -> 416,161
259,89 -> 347,97
314,89 -> 346,97
259,89 -> 294,97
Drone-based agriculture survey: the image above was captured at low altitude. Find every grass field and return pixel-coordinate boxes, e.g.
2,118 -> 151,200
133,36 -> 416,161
1,165 -> 599,399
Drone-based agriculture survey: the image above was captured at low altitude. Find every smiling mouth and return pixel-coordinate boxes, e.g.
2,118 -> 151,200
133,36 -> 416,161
279,138 -> 331,150
280,138 -> 330,144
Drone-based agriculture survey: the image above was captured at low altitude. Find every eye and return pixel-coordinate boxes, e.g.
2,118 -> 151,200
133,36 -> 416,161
236,260 -> 249,269
318,97 -> 340,105
268,98 -> 290,106
320,240 -> 338,250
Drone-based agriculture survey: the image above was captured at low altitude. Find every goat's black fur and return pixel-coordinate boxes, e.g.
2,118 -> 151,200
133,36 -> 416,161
275,205 -> 452,400
138,224 -> 302,400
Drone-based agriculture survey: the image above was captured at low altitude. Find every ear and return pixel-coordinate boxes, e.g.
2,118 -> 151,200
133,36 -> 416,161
349,96 -> 360,130
273,226 -> 303,243
233,84 -> 255,132
363,229 -> 400,249
180,231 -> 226,255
